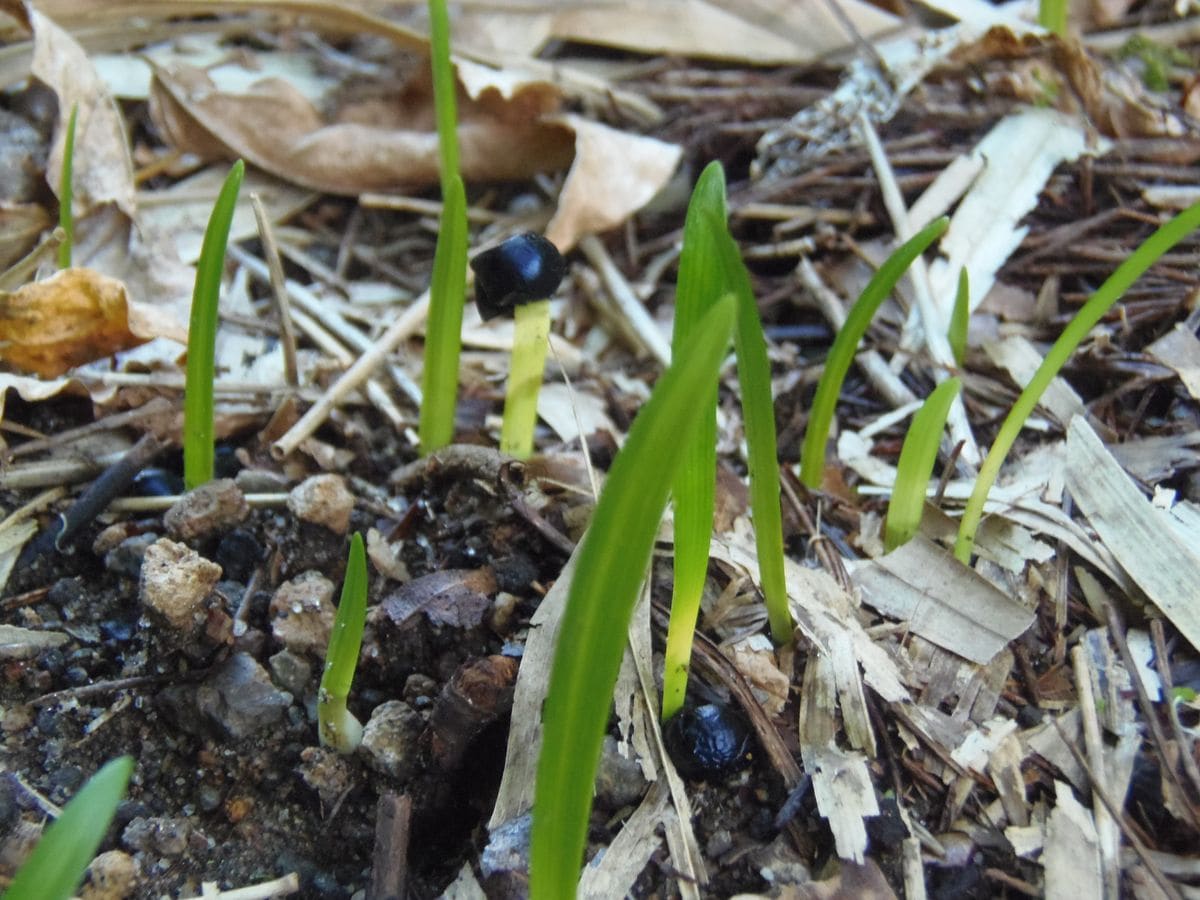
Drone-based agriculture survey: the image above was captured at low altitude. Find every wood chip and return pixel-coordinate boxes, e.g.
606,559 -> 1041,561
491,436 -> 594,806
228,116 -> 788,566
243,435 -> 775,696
1044,780 -> 1103,900
1065,418 -> 1200,653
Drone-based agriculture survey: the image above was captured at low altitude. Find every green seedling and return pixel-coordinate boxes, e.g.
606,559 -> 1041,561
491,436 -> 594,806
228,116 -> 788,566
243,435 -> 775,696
469,233 -> 566,460
884,377 -> 961,552
183,159 -> 244,490
57,103 -> 78,270
4,755 -> 133,900
1038,0 -> 1067,35
501,298 -> 553,458
799,216 -> 949,490
662,163 -> 790,722
532,296 -> 737,899
955,201 -> 1200,562
318,532 -> 369,753
948,267 -> 969,368
418,0 -> 469,456
419,175 -> 468,454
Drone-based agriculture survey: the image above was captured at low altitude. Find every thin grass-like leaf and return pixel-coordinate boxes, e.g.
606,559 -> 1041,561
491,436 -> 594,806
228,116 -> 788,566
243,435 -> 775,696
419,174 -> 468,455
955,201 -> 1200,562
885,377 -> 961,552
183,159 -> 244,490
1039,0 -> 1067,35
531,296 -> 737,900
799,217 -> 949,489
56,103 -> 78,270
709,214 -> 792,645
4,755 -> 133,900
427,0 -> 459,196
949,267 -> 969,368
318,532 -> 368,752
662,162 -> 724,721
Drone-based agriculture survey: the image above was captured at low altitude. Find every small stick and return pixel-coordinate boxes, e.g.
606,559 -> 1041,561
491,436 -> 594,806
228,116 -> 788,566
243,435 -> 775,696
500,299 -> 551,458
1051,717 -> 1183,900
1150,618 -> 1200,805
273,291 -> 430,459
368,793 -> 412,900
250,192 -> 299,388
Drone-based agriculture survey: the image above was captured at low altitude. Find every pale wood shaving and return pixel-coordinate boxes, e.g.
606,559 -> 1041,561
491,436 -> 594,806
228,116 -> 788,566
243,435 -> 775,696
1044,780 -> 1104,900
803,744 -> 879,864
1065,417 -> 1200,653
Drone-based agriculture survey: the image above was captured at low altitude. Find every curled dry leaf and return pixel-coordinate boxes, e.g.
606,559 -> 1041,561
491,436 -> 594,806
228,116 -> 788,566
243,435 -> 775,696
148,61 -> 575,194
30,8 -> 136,216
0,267 -> 146,377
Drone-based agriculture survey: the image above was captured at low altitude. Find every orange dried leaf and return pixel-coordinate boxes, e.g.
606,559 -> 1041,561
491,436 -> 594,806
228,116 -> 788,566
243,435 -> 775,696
0,268 -> 144,377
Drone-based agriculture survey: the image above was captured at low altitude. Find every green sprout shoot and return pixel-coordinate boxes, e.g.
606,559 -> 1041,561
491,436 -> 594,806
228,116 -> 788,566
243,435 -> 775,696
4,755 -> 133,900
318,532 -> 369,753
182,159 -> 245,490
418,0 -> 469,455
501,298 -> 552,459
799,216 -> 949,489
663,163 -> 791,723
532,295 -> 737,899
948,267 -> 969,368
885,377 -> 961,552
954,201 -> 1200,562
57,103 -> 78,270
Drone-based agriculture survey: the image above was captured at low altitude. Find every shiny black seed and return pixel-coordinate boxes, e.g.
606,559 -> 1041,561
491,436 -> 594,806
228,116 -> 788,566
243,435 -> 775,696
470,232 -> 565,321
132,467 -> 184,497
664,702 -> 754,779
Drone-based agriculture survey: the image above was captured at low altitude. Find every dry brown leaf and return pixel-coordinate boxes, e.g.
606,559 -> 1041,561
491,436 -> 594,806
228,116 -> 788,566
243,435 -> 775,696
545,115 -> 682,251
0,267 -> 146,377
30,9 -> 136,217
0,203 -> 52,272
457,0 -> 899,65
148,61 -> 575,194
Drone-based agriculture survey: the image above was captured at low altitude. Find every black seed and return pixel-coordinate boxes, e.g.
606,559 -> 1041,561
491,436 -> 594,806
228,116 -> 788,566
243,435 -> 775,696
133,467 -> 184,497
470,232 -> 565,321
664,702 -> 754,779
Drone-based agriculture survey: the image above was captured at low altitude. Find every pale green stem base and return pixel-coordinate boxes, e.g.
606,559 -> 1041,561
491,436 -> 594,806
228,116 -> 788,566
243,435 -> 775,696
501,299 -> 551,459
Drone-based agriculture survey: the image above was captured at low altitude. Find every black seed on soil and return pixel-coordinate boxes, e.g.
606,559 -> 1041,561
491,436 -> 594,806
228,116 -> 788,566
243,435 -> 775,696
133,467 -> 184,497
664,702 -> 754,779
64,666 -> 90,686
100,617 -> 135,644
214,528 -> 261,582
37,648 -> 65,673
470,232 -> 566,321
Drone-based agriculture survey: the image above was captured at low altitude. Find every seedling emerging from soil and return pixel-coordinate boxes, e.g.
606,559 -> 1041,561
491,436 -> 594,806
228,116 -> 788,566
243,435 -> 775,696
532,296 -> 737,899
183,159 -> 244,490
470,232 -> 566,459
57,103 -> 78,270
318,532 -> 369,753
4,755 -> 133,900
799,216 -> 949,489
884,377 -> 961,552
954,200 -> 1200,562
418,0 -> 468,455
948,267 -> 969,368
663,161 -> 790,724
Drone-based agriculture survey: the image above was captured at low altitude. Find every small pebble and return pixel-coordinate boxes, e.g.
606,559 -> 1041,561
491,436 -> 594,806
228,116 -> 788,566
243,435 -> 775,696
195,652 -> 292,739
79,849 -> 140,900
270,572 -> 335,657
140,539 -> 222,636
288,474 -> 356,535
164,479 -> 249,543
359,700 -> 424,781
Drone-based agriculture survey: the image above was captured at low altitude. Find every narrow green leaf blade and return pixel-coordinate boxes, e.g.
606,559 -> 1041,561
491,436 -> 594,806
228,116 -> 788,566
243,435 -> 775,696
948,267 -> 969,368
321,532 -> 368,701
663,161 -> 725,720
419,174 -> 469,455
427,0 -> 460,196
57,103 -> 78,270
955,201 -> 1200,561
885,377 -> 961,552
709,215 -> 792,645
4,755 -> 133,900
799,216 -> 949,489
531,295 -> 737,899
183,159 -> 245,490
